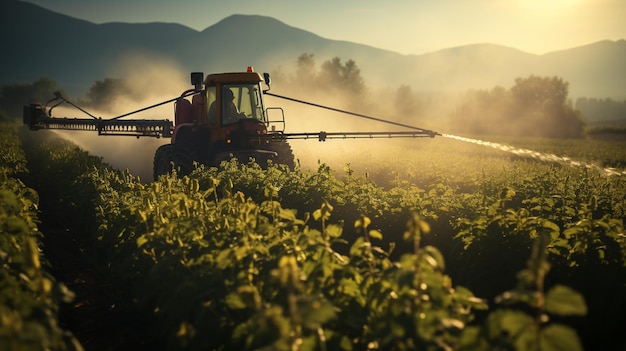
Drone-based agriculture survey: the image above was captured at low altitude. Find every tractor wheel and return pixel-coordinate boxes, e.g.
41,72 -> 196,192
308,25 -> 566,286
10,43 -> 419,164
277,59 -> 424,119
153,144 -> 174,181
267,141 -> 296,170
153,143 -> 198,181
172,143 -> 198,177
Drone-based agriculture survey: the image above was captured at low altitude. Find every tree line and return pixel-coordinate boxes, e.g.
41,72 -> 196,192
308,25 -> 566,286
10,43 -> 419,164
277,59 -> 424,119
449,76 -> 586,138
576,97 -> 626,125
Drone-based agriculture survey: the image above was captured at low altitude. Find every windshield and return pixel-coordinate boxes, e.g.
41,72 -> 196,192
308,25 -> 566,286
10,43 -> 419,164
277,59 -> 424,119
221,84 -> 265,125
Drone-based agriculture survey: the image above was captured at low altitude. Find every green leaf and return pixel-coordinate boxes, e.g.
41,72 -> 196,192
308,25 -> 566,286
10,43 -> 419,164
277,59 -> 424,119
545,285 -> 587,316
136,234 -> 149,248
349,237 -> 366,257
369,230 -> 383,240
4,216 -> 29,235
0,190 -> 21,212
339,278 -> 361,298
326,224 -> 343,238
297,296 -> 336,329
459,326 -> 489,351
540,324 -> 584,351
216,248 -> 233,270
423,245 -> 445,271
312,209 -> 322,221
279,208 -> 297,222
542,220 -> 560,236
354,216 -> 371,229
225,292 -> 247,309
339,335 -> 353,351
486,309 -> 534,341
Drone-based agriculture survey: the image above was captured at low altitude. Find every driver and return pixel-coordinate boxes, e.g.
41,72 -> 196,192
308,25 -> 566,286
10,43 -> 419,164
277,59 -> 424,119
221,88 -> 247,124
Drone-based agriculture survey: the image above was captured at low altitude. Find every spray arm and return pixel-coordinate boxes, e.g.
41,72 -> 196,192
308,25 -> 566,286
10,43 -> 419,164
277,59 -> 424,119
47,91 -> 98,119
23,90 -> 200,138
109,89 -> 198,121
264,91 -> 440,137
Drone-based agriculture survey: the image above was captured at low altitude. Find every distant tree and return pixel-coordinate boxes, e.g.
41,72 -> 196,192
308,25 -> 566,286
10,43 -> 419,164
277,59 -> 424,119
85,78 -> 130,112
296,53 -> 317,84
318,57 -> 342,88
510,76 -> 584,138
342,59 -> 365,96
319,57 -> 365,96
278,54 -> 370,112
0,78 -> 60,118
575,97 -> 626,125
316,57 -> 367,112
393,84 -> 420,118
450,76 -> 585,138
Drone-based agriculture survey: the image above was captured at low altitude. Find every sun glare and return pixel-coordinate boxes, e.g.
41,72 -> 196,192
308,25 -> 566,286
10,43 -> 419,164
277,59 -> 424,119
517,0 -> 584,11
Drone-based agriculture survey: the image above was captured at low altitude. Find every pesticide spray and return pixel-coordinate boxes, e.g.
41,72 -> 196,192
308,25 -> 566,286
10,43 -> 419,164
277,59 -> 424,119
268,93 -> 626,178
442,133 -> 626,177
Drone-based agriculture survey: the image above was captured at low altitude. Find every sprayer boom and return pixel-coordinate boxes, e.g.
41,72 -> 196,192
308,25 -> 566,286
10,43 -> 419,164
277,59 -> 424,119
23,104 -> 173,138
275,130 -> 439,141
23,69 -> 442,180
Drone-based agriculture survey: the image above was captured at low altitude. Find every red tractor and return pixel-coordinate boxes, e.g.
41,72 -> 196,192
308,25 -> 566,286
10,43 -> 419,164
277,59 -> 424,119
24,67 -> 439,180
153,69 -> 297,180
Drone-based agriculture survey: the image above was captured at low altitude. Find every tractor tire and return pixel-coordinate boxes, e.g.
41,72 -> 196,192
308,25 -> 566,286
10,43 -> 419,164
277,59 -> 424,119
172,143 -> 199,177
153,143 -> 198,181
267,141 -> 296,170
153,144 -> 174,181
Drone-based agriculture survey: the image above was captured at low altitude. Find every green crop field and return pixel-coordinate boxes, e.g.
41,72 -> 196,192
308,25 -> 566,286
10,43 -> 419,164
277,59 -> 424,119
3,121 -> 625,351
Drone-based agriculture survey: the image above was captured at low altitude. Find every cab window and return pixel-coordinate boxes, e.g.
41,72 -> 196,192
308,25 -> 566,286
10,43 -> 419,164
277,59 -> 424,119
221,84 -> 260,125
206,87 -> 217,124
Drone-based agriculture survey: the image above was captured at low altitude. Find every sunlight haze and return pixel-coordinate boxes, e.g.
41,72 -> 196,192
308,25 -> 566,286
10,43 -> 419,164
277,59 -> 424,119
24,0 -> 625,55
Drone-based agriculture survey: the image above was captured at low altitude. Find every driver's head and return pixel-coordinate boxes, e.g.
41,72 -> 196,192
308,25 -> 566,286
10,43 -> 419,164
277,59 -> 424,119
224,88 -> 234,100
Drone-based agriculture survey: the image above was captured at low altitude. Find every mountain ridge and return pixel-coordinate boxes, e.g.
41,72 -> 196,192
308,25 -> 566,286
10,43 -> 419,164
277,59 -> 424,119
1,0 -> 624,99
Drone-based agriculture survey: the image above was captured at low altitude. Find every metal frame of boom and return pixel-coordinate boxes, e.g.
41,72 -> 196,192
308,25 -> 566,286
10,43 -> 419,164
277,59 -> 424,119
26,114 -> 174,138
23,90 -> 200,138
263,91 -> 439,138
266,130 -> 437,142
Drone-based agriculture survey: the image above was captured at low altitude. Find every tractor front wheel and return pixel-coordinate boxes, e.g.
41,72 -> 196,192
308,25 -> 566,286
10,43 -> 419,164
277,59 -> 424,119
153,143 -> 199,181
153,144 -> 174,181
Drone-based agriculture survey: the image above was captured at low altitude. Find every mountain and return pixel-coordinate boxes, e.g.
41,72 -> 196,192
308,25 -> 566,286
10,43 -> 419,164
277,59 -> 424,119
529,40 -> 626,99
1,0 -> 624,99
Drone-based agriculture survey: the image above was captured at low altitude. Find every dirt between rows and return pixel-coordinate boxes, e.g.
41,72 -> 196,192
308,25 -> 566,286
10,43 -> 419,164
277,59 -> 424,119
37,201 -> 153,350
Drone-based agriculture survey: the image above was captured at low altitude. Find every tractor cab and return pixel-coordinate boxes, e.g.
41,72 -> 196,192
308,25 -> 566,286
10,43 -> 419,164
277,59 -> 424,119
202,69 -> 269,127
175,68 -> 273,129
193,70 -> 271,153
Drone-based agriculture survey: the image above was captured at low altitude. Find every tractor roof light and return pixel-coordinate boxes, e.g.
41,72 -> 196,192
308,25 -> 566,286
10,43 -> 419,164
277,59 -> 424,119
247,66 -> 254,72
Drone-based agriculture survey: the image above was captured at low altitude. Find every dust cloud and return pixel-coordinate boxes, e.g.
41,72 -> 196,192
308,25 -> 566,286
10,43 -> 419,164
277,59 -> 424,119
257,55 -> 472,172
50,53 -> 190,182
263,91 -> 443,172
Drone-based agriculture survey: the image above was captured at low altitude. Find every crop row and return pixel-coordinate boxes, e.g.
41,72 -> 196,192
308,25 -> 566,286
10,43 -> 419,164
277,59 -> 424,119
0,123 -> 81,351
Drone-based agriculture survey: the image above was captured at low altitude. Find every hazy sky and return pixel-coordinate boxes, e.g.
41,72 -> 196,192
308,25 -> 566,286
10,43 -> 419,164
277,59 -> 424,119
24,0 -> 626,55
